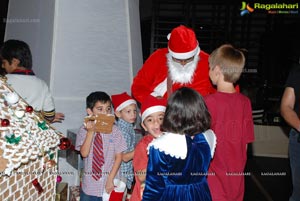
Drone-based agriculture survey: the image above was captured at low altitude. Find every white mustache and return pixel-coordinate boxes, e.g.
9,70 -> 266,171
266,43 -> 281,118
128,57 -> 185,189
167,54 -> 199,84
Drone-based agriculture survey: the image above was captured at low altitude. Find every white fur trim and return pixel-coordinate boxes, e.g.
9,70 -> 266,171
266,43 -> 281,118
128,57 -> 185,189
142,106 -> 166,122
151,78 -> 167,98
167,54 -> 199,84
147,132 -> 187,159
102,179 -> 126,200
115,99 -> 136,112
202,129 -> 217,158
168,46 -> 200,60
167,33 -> 171,40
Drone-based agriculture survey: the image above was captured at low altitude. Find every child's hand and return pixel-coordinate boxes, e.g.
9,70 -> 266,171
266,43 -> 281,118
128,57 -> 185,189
140,182 -> 145,198
84,119 -> 96,133
52,112 -> 65,123
105,177 -> 114,194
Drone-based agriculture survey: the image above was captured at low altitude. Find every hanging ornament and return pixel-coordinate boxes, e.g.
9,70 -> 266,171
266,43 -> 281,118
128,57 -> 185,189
32,178 -> 44,194
25,105 -> 34,113
58,137 -> 71,150
1,119 -> 10,127
56,175 -> 62,183
4,92 -> 19,105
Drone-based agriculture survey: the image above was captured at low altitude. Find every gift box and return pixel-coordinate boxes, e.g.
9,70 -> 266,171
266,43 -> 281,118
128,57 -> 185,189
69,186 -> 80,201
56,182 -> 68,201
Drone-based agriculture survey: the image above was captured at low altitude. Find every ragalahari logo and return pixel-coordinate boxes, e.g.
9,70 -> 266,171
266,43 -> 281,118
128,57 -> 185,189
240,2 -> 255,16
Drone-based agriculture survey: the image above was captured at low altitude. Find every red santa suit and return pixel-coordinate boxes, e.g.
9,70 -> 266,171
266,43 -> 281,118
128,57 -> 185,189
132,48 -> 215,103
131,25 -> 215,103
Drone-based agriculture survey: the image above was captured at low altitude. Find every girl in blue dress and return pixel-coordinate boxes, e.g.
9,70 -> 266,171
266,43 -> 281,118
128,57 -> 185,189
142,87 -> 216,201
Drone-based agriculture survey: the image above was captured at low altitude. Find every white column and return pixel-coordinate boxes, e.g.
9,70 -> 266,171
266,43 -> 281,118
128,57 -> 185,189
5,0 -> 143,187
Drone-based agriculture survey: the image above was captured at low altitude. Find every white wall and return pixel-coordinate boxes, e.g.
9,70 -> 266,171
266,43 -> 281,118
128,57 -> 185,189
127,0 -> 143,76
51,0 -> 140,134
5,0 -> 142,187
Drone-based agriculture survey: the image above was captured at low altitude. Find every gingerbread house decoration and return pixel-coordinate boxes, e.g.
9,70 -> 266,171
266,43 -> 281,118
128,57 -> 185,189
0,76 -> 63,201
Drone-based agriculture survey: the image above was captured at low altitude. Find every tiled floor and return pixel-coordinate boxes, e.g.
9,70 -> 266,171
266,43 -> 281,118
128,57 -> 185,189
244,156 -> 292,201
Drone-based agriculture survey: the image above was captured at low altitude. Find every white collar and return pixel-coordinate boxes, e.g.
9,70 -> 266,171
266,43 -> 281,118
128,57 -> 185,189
147,132 -> 187,159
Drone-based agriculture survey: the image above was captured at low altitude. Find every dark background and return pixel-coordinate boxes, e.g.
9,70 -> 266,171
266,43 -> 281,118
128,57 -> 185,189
139,0 -> 300,126
0,0 -> 9,46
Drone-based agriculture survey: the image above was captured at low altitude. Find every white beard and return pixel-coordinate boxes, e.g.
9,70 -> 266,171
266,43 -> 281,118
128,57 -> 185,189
167,54 -> 199,84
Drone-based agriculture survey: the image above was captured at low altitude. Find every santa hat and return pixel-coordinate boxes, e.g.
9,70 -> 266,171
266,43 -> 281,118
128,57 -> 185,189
111,92 -> 136,112
167,25 -> 200,59
141,95 -> 167,122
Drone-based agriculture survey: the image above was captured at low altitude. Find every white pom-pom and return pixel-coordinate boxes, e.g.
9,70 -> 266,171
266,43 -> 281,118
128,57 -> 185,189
167,33 -> 171,40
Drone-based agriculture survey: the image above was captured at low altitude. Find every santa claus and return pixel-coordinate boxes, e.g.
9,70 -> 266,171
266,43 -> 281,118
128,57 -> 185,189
131,25 -> 216,103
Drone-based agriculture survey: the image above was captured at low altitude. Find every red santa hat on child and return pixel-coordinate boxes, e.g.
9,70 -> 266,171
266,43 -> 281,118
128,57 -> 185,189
111,92 -> 137,112
167,25 -> 200,60
140,95 -> 167,122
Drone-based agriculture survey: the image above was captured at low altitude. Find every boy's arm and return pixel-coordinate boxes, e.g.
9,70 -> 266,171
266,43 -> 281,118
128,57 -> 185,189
43,109 -> 55,122
281,87 -> 300,131
80,121 -> 95,157
136,169 -> 146,183
51,112 -> 65,123
80,130 -> 94,157
122,150 -> 134,162
133,138 -> 148,184
42,83 -> 56,122
105,152 -> 123,193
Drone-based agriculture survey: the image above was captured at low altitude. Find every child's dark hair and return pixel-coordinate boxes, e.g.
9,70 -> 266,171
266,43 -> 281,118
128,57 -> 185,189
0,39 -> 32,69
86,91 -> 111,110
0,59 -> 6,76
162,87 -> 211,136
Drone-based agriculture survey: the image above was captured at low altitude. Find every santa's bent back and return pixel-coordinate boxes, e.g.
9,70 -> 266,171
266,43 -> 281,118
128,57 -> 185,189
131,25 -> 216,104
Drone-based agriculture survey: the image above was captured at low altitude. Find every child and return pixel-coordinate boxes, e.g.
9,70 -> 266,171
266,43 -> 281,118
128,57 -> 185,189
75,91 -> 127,200
142,87 -> 216,201
0,39 -> 64,123
130,95 -> 167,201
111,92 -> 137,191
205,44 -> 255,201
